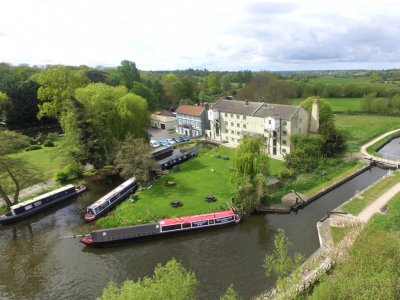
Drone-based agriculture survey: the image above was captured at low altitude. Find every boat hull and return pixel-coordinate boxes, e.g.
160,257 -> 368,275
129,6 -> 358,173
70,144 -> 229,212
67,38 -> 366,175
81,214 -> 240,247
0,187 -> 86,225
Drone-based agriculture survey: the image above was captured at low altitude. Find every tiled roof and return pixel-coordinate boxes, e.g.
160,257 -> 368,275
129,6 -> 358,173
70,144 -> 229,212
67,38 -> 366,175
176,105 -> 205,116
211,99 -> 300,120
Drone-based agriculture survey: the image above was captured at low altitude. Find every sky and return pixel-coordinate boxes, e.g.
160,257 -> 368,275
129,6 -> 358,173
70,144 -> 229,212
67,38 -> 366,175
1,0 -> 399,71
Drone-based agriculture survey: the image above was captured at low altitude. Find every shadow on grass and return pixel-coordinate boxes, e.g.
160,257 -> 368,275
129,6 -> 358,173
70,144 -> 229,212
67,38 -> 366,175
180,158 -> 206,171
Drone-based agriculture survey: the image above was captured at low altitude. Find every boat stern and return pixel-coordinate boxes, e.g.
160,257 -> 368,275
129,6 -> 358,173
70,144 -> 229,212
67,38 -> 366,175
84,213 -> 96,222
80,235 -> 93,245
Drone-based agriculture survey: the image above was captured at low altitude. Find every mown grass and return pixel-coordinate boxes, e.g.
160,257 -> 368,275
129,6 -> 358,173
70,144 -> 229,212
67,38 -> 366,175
342,170 -> 400,215
335,114 -> 400,152
291,97 -> 363,112
97,146 -> 286,228
370,192 -> 400,232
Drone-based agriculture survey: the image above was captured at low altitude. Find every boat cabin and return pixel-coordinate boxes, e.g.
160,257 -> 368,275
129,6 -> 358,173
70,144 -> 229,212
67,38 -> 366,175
10,185 -> 76,216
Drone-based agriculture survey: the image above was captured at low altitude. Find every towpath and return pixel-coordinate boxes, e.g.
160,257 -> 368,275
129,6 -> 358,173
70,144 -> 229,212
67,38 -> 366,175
0,179 -> 56,206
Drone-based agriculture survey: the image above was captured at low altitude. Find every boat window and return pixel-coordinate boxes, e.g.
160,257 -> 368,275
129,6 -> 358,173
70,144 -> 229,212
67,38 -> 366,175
24,204 -> 33,211
34,201 -> 42,207
162,224 -> 182,231
98,202 -> 109,212
215,216 -> 234,224
191,220 -> 209,227
110,196 -> 117,203
182,223 -> 191,229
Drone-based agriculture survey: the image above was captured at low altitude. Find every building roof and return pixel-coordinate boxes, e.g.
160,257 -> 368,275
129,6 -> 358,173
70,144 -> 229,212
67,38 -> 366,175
211,99 -> 300,120
176,105 -> 205,117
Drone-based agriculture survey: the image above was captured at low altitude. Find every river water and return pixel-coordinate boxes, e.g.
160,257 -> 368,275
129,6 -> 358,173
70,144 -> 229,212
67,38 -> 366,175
0,167 -> 389,300
377,136 -> 400,159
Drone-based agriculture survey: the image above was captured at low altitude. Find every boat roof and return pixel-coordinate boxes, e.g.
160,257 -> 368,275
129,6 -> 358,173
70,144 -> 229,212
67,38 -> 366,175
88,177 -> 136,209
11,184 -> 75,210
159,210 -> 234,226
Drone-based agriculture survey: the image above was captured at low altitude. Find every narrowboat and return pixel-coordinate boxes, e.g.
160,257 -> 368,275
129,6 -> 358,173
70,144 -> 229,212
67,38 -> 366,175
158,149 -> 197,170
80,208 -> 241,247
151,145 -> 174,160
0,185 -> 86,225
84,177 -> 138,222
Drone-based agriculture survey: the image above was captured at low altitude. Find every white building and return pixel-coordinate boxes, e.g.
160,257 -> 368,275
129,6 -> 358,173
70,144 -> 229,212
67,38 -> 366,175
150,110 -> 176,131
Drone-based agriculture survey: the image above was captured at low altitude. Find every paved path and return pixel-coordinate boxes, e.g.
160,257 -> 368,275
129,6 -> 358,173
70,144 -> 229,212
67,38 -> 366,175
357,181 -> 400,222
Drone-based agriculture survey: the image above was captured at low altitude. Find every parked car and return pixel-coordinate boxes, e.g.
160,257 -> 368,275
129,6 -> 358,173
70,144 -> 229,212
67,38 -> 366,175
150,140 -> 160,148
166,138 -> 176,145
159,140 -> 169,146
176,136 -> 190,143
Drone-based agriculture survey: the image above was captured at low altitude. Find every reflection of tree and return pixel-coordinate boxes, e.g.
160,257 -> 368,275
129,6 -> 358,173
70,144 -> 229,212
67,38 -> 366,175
0,219 -> 57,298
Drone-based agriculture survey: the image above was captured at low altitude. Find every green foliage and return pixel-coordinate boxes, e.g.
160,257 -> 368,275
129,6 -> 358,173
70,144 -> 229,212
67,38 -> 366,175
99,259 -> 197,300
319,122 -> 347,157
109,60 -> 141,89
0,91 -> 10,123
43,141 -> 55,147
0,130 -> 30,155
310,227 -> 400,299
131,81 -> 158,111
264,229 -> 304,292
235,182 -> 258,215
55,169 -> 69,183
284,135 -> 324,174
220,284 -> 241,300
300,97 -> 333,125
114,136 -> 155,183
37,66 -> 89,120
25,145 -> 42,151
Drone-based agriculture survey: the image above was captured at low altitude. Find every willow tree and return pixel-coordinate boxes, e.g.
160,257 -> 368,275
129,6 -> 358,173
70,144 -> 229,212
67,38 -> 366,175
232,136 -> 270,214
74,83 -> 150,166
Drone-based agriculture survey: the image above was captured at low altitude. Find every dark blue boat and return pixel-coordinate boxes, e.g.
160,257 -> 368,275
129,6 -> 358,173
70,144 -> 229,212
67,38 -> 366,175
0,185 -> 86,225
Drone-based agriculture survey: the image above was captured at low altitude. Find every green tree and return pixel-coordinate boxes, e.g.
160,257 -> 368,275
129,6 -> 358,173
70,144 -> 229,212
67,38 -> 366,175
36,66 -> 88,120
131,81 -> 158,111
232,137 -> 270,214
0,91 -> 10,124
0,131 -> 36,208
300,97 -> 333,125
319,122 -> 347,157
220,284 -> 241,300
114,136 -> 155,183
264,229 -> 304,293
99,259 -> 197,300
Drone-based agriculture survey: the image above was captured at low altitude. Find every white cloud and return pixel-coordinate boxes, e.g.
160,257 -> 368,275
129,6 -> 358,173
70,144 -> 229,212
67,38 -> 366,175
0,0 -> 399,70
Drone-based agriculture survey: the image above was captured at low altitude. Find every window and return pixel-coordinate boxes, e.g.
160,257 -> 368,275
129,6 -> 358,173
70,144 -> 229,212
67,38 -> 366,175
282,149 -> 287,153
282,121 -> 287,125
231,137 -> 234,141
231,130 -> 234,134
236,131 -> 240,135
231,122 -> 234,126
237,139 -> 240,142
243,115 -> 246,120
225,113 -> 227,117
230,113 -> 233,117
225,121 -> 228,125
236,114 -> 240,119
225,129 -> 228,133
268,120 -> 271,124
283,131 -> 287,135
282,140 -> 287,145
243,124 -> 247,129
236,123 -> 240,127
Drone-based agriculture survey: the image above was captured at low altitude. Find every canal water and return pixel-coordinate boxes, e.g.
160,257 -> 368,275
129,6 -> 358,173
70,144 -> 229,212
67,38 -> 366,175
0,167 -> 389,300
377,136 -> 400,159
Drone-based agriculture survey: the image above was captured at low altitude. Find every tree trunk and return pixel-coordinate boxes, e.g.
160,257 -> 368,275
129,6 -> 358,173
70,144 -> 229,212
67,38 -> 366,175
0,184 -> 13,209
6,166 -> 20,204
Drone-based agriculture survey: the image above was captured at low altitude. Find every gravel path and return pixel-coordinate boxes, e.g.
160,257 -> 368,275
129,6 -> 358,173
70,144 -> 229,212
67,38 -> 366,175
357,182 -> 400,222
0,179 -> 56,206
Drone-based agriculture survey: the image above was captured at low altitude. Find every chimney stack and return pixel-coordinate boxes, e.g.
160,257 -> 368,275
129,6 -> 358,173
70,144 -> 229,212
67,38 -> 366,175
309,99 -> 320,133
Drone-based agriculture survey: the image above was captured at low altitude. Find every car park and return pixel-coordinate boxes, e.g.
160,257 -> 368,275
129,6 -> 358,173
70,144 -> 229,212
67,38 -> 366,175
166,138 -> 176,145
159,140 -> 169,146
150,140 -> 160,148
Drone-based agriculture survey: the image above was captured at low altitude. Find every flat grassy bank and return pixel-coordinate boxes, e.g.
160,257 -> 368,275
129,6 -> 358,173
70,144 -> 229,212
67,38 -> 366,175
335,114 -> 400,152
342,170 -> 400,215
98,146 -> 287,228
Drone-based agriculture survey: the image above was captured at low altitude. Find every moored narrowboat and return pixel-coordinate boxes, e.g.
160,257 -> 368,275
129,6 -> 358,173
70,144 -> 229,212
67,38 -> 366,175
80,208 -> 241,247
84,177 -> 138,222
0,185 -> 86,225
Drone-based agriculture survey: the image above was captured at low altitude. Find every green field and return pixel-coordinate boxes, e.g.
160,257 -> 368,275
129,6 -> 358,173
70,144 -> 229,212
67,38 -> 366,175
9,143 -> 63,182
98,146 -> 286,228
335,114 -> 400,152
291,97 -> 363,112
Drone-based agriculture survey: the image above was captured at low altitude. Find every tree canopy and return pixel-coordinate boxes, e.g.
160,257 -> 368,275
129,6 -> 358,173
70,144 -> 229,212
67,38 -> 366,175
99,259 -> 197,300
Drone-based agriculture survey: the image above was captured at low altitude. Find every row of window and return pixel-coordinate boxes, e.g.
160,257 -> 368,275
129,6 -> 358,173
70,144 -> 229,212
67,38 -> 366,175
224,121 -> 247,129
224,113 -> 247,120
178,119 -> 201,129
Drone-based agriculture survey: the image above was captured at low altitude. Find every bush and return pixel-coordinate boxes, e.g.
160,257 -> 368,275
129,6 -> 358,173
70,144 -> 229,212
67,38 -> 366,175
43,140 -> 55,147
25,145 -> 42,151
46,132 -> 59,142
55,169 -> 69,183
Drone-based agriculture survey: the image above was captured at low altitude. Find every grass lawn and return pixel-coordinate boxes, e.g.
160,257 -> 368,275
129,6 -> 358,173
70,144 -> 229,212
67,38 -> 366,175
335,114 -> 400,152
342,170 -> 400,215
291,98 -> 363,113
370,192 -> 400,232
330,226 -> 350,245
97,146 -> 287,228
